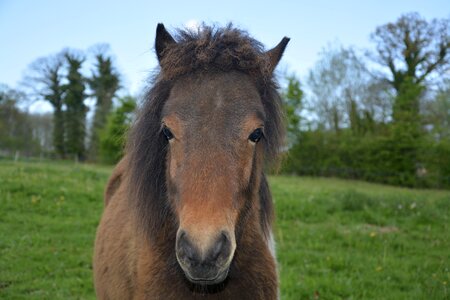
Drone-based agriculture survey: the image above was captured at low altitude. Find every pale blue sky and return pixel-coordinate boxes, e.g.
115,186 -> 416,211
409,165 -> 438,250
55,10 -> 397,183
1,0 -> 449,111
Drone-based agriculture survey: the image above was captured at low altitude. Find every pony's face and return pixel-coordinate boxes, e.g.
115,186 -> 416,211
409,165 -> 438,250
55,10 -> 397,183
162,71 -> 265,285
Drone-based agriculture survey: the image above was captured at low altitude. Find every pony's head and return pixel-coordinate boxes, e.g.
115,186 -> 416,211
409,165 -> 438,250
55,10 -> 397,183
128,24 -> 288,285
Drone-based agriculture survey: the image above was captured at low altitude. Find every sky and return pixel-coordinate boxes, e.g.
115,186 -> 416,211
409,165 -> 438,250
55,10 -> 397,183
1,0 -> 449,112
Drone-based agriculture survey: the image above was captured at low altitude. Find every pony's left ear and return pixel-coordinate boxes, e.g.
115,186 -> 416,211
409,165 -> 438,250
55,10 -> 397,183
155,23 -> 176,63
265,37 -> 290,73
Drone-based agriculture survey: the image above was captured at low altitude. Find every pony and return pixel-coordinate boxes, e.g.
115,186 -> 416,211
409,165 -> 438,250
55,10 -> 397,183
93,23 -> 289,299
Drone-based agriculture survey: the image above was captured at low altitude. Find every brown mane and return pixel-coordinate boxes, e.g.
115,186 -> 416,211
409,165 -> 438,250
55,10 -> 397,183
126,25 -> 285,240
158,25 -> 270,82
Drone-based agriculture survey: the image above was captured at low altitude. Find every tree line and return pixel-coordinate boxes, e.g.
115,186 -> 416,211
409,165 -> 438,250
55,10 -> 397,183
282,13 -> 450,188
0,46 -> 134,163
1,12 -> 449,188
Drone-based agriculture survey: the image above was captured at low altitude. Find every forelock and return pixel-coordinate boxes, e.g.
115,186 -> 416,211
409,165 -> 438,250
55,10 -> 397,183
158,24 -> 271,82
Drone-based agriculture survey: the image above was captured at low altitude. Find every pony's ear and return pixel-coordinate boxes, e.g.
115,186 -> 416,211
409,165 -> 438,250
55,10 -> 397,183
265,37 -> 290,73
155,23 -> 176,63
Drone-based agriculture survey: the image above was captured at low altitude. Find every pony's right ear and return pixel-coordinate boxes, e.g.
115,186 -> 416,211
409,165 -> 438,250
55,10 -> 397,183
155,23 -> 176,63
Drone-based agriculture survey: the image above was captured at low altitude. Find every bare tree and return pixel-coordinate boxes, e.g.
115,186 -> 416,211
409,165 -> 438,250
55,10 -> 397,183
371,12 -> 450,92
28,113 -> 54,153
22,53 -> 66,157
307,45 -> 389,133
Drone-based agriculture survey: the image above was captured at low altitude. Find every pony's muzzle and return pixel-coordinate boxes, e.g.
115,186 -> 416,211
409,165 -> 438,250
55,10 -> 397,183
176,230 -> 233,285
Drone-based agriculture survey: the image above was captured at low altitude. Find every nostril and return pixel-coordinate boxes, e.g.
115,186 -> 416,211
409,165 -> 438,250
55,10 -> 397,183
177,231 -> 198,264
210,232 -> 230,261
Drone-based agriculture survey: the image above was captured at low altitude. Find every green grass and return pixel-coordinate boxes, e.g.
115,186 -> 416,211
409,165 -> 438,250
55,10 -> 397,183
0,160 -> 449,299
273,177 -> 450,299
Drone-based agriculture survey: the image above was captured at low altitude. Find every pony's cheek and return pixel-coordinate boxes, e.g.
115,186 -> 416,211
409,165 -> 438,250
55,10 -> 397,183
168,155 -> 177,180
238,143 -> 257,186
168,144 -> 184,180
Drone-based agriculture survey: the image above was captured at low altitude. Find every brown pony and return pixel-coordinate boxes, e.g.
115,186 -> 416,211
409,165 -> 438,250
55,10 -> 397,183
93,24 -> 289,299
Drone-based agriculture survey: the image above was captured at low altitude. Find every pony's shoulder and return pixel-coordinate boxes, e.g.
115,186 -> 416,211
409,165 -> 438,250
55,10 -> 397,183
104,156 -> 129,206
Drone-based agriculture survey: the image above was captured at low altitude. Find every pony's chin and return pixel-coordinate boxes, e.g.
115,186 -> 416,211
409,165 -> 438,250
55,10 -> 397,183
184,268 -> 229,286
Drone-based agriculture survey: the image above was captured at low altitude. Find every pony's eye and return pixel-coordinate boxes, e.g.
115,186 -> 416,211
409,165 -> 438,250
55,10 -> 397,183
248,128 -> 263,143
162,126 -> 174,140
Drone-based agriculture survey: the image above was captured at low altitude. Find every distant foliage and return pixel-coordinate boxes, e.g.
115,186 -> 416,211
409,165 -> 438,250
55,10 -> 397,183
21,45 -> 121,162
2,13 -> 449,188
0,85 -> 42,156
88,47 -> 121,161
64,52 -> 87,161
99,96 -> 136,164
283,129 -> 450,188
23,53 -> 66,157
281,76 -> 303,146
281,13 -> 450,189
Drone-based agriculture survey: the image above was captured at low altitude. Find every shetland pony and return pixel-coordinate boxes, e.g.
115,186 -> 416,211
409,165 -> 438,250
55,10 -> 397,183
93,23 -> 289,299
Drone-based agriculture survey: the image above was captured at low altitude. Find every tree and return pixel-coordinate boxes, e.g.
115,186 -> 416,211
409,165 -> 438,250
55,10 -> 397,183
371,13 -> 450,93
371,13 -> 450,182
64,51 -> 87,161
307,45 -> 383,133
388,78 -> 425,186
0,84 -> 41,156
371,13 -> 450,125
28,112 -> 53,154
281,75 -> 303,145
88,45 -> 121,161
99,96 -> 136,164
23,53 -> 66,157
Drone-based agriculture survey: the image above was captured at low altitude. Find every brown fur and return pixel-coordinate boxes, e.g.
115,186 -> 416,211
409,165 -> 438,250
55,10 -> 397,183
94,24 -> 288,299
103,157 -> 128,206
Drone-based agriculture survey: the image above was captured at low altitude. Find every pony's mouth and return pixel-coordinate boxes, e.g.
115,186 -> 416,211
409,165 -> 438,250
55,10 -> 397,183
183,267 -> 230,286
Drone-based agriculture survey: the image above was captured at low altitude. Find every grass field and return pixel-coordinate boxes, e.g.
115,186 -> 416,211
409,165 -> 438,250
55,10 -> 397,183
0,159 -> 449,299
